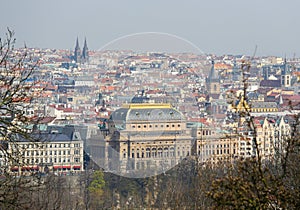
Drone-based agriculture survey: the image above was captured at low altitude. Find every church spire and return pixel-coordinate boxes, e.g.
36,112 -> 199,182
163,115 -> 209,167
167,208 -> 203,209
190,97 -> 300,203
74,37 -> 81,63
75,37 -> 80,50
206,60 -> 220,95
83,37 -> 88,50
208,60 -> 219,81
283,56 -> 288,75
81,37 -> 89,63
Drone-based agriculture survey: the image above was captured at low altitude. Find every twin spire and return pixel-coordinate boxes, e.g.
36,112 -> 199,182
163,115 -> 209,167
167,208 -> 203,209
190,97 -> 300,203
74,37 -> 89,63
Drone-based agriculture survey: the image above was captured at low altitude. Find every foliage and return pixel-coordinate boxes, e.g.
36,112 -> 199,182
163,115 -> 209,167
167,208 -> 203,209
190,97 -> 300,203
88,170 -> 105,196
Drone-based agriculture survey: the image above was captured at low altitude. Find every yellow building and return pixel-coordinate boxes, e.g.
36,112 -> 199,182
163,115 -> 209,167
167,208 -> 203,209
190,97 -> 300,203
229,96 -> 278,113
191,125 -> 239,164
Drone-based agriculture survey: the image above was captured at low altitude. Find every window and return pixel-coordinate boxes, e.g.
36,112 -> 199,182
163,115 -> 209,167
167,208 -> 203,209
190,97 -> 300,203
146,149 -> 150,158
74,158 -> 79,163
152,148 -> 156,157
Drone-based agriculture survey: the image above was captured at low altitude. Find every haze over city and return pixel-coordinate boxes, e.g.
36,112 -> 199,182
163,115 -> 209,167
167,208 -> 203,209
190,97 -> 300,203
2,0 -> 300,209
1,0 -> 300,57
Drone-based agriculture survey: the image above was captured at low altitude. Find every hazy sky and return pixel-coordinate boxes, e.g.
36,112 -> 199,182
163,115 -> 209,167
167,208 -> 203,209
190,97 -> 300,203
1,0 -> 300,57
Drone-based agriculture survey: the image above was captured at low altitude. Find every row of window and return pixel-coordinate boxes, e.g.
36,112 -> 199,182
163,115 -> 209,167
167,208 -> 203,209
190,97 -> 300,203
131,124 -> 181,129
198,148 -> 235,156
197,130 -> 214,136
252,108 -> 277,112
124,148 -> 190,159
198,144 -> 235,149
124,150 -> 190,159
128,147 -> 189,152
16,143 -> 82,149
24,150 -> 80,156
24,157 -> 81,164
126,141 -> 179,145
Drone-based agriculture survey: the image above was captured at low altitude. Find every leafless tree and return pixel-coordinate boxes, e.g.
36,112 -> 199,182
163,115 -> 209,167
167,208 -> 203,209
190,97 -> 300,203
0,28 -> 41,209
207,61 -> 300,209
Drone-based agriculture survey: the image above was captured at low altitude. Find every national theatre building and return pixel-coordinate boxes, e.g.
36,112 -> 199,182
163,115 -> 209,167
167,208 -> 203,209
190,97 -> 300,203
100,102 -> 193,176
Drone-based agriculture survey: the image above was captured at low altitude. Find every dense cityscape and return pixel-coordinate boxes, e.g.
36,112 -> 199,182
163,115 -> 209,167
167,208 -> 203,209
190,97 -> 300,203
2,0 -> 300,208
1,31 -> 300,208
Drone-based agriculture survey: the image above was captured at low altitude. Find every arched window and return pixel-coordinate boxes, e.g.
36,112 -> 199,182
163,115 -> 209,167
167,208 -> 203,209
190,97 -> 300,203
152,148 -> 157,157
146,148 -> 150,158
158,148 -> 163,157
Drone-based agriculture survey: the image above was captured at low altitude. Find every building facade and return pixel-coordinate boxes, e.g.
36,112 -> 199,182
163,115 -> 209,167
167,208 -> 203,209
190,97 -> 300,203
101,103 -> 192,176
7,133 -> 84,175
191,125 -> 239,164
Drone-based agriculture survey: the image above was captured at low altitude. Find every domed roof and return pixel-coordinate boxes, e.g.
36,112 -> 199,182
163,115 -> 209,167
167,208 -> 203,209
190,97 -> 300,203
126,107 -> 183,121
109,103 -> 185,129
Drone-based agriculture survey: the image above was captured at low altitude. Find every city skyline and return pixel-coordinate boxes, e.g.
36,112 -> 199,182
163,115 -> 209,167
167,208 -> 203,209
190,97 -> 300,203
1,0 -> 300,57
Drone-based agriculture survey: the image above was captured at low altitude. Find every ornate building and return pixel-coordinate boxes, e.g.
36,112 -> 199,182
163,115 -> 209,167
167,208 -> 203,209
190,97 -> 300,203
104,103 -> 192,176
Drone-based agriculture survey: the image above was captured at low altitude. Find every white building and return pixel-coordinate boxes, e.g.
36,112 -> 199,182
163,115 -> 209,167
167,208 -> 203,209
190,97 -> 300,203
7,132 -> 84,175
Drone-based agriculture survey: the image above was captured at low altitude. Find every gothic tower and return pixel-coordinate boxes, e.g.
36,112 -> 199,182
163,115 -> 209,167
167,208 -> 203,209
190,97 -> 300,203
206,60 -> 220,95
281,58 -> 291,88
81,37 -> 89,63
74,37 -> 81,63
